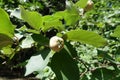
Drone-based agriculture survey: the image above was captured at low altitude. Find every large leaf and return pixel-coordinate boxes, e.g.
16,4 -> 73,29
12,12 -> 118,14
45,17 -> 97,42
0,34 -> 13,49
65,29 -> 107,47
32,34 -> 49,45
75,0 -> 88,8
42,15 -> 63,32
50,49 -> 80,80
0,8 -> 14,38
20,6 -> 42,30
25,49 -> 55,76
111,25 -> 120,38
64,42 -> 77,58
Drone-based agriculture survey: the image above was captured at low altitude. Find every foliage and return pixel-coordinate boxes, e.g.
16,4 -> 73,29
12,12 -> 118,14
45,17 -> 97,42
0,0 -> 120,80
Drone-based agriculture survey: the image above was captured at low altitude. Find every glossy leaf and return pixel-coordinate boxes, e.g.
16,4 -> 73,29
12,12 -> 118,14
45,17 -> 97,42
25,49 -> 55,76
66,29 -> 107,47
50,49 -> 79,80
20,6 -> 42,30
0,8 -> 14,38
75,0 -> 88,8
0,34 -> 13,49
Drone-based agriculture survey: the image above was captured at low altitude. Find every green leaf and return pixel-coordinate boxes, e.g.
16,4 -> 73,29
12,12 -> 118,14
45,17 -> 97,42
64,11 -> 80,26
0,8 -> 14,38
64,42 -> 77,58
50,49 -> 80,80
91,68 -> 118,80
111,26 -> 120,38
0,34 -> 13,49
65,1 -> 80,25
32,34 -> 49,45
65,29 -> 107,47
20,6 -> 42,30
42,15 -> 63,32
75,0 -> 88,8
1,46 -> 14,57
25,49 -> 55,76
53,11 -> 65,19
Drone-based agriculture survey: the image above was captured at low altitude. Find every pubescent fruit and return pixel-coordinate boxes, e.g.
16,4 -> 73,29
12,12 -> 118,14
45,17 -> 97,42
84,0 -> 94,12
49,36 -> 64,52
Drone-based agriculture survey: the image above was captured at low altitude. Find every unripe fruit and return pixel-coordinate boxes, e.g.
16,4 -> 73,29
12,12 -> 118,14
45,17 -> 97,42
84,0 -> 94,12
49,36 -> 64,52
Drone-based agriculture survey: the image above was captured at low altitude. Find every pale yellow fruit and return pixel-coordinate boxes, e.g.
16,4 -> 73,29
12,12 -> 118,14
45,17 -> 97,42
49,36 -> 64,52
84,0 -> 94,12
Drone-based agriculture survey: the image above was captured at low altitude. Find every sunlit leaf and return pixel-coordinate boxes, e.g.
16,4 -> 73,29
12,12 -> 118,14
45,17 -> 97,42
111,25 -> 120,38
42,15 -> 63,32
65,1 -> 80,25
20,6 -> 42,30
20,35 -> 34,48
1,46 -> 14,57
75,0 -> 88,8
0,8 -> 14,38
65,29 -> 107,47
25,49 -> 55,76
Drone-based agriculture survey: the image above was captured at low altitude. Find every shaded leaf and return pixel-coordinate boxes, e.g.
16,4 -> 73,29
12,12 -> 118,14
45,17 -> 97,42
64,42 -> 77,57
32,34 -> 49,45
50,49 -> 79,80
0,34 -> 13,49
65,29 -> 107,47
91,68 -> 119,80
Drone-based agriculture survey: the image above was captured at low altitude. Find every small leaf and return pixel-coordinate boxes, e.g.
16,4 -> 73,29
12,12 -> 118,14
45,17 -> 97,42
20,6 -> 42,30
65,29 -> 107,47
25,49 -> 55,76
64,11 -> 80,25
0,8 -> 14,38
50,49 -> 80,80
111,25 -> 120,38
75,0 -> 88,8
1,46 -> 14,57
10,8 -> 21,19
65,1 -> 80,25
0,34 -> 13,49
20,35 -> 34,48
